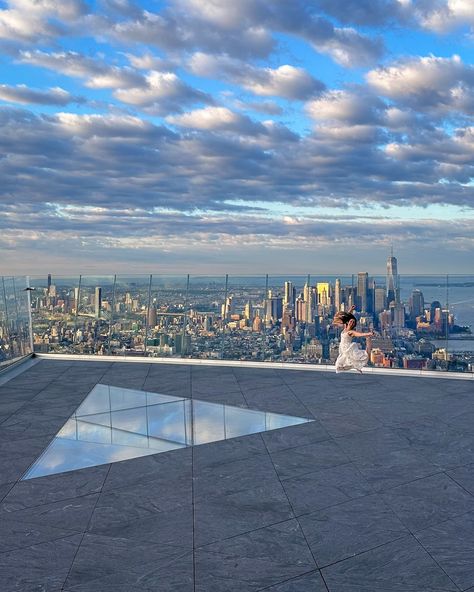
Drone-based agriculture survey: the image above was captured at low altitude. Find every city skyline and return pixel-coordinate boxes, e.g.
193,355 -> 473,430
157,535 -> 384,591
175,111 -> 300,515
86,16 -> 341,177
1,1 -> 474,273
22,253 -> 473,373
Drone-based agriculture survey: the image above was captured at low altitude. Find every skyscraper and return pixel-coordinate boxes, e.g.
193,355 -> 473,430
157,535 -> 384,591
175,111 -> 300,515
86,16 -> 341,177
147,306 -> 157,328
316,283 -> 330,307
374,287 -> 386,314
334,278 -> 341,311
357,272 -> 369,312
95,287 -> 102,319
283,281 -> 295,309
409,289 -> 424,323
386,250 -> 399,304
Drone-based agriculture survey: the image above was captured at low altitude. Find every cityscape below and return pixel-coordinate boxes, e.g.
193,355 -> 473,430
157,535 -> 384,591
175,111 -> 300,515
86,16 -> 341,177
24,254 -> 474,373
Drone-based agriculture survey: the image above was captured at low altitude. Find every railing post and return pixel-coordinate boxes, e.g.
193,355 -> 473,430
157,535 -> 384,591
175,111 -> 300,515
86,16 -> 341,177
107,274 -> 117,355
73,275 -> 82,348
220,274 -> 229,360
26,276 -> 34,354
181,274 -> 190,357
144,274 -> 152,356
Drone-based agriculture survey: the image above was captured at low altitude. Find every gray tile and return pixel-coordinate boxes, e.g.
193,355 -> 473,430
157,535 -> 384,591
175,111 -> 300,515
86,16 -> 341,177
103,447 -> 192,492
89,477 -> 191,532
312,400 -> 382,437
416,511 -> 474,591
322,535 -> 458,591
398,417 -> 474,470
447,463 -> 474,495
90,504 -> 193,548
0,515 -> 75,553
382,473 -> 474,532
282,463 -> 373,515
195,519 -> 316,592
64,551 -> 194,591
261,571 -> 327,591
261,421 -> 329,453
270,440 -> 349,480
193,433 -> 267,469
0,411 -> 65,439
22,398 -> 80,418
2,465 -> 109,510
193,453 -> 279,499
0,399 -> 26,417
243,390 -> 311,417
0,482 -> 13,502
1,493 -> 99,532
334,427 -> 411,461
0,534 -> 82,592
194,480 -> 294,546
355,448 -> 441,492
0,435 -> 56,484
64,533 -> 188,589
299,494 -> 408,568
191,390 -> 248,407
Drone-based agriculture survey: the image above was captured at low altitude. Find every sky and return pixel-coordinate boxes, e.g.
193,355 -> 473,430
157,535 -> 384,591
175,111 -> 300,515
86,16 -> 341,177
1,0 -> 474,276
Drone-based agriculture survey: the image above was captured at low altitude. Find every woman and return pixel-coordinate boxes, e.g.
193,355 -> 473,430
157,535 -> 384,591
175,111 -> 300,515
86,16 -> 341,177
335,317 -> 374,374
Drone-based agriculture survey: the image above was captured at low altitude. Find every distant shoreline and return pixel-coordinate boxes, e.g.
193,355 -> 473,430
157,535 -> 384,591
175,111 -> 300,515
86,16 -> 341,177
416,282 -> 474,288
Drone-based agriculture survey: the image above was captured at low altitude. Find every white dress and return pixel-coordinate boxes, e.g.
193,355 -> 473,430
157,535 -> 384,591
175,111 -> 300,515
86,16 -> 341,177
335,331 -> 368,373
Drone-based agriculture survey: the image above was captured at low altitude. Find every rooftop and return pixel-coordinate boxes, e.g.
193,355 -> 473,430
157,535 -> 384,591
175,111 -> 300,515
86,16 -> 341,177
1,358 -> 474,591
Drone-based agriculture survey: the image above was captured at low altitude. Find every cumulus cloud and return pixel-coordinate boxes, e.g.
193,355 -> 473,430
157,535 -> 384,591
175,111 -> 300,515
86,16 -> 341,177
0,84 -> 85,105
306,89 -> 384,124
367,55 -> 474,116
20,50 -> 145,88
416,0 -> 474,32
189,53 -> 325,100
0,0 -> 87,42
107,0 -> 383,66
110,7 -> 274,59
310,0 -> 410,26
20,49 -> 211,114
238,100 -> 283,115
1,0 -> 474,272
114,71 -> 212,114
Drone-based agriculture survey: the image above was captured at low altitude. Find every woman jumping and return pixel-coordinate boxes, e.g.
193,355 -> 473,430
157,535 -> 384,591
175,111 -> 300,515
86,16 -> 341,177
335,317 -> 374,374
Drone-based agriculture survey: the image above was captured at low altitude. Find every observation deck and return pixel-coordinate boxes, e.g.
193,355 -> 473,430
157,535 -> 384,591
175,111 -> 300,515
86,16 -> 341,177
0,356 -> 473,591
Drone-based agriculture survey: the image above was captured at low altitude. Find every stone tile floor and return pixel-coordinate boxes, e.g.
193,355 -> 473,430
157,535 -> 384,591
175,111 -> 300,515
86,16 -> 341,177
0,359 -> 473,591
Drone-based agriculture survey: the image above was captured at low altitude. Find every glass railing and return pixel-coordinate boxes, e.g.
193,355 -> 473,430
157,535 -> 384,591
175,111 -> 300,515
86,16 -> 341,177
26,274 -> 473,375
0,276 -> 33,371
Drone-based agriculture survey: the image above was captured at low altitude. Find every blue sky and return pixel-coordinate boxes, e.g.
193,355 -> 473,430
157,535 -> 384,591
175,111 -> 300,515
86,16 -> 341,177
1,0 -> 474,275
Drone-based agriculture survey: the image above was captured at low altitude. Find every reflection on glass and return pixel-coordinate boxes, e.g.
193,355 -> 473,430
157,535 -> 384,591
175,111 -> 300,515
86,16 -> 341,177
23,384 -> 312,480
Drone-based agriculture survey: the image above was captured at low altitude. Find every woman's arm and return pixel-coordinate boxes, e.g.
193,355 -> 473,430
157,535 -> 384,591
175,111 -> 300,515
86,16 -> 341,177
348,330 -> 374,338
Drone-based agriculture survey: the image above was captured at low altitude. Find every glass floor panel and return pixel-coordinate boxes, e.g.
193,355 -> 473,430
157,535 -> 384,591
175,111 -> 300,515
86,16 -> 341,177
22,384 -> 312,480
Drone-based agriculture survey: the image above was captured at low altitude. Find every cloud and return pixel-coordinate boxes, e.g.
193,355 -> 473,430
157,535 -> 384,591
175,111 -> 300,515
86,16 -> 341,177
0,84 -> 85,105
114,71 -> 212,114
109,7 -> 274,59
20,50 -> 146,89
0,0 -> 87,42
107,0 -> 383,66
367,54 -> 474,116
415,0 -> 474,32
20,49 -> 211,114
1,104 -> 473,219
237,100 -> 283,115
306,89 -> 384,124
167,106 -> 264,133
189,53 -> 325,100
310,0 -> 410,26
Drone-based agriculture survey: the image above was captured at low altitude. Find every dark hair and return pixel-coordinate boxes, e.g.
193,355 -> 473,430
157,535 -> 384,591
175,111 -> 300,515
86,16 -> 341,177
334,311 -> 356,325
346,317 -> 357,328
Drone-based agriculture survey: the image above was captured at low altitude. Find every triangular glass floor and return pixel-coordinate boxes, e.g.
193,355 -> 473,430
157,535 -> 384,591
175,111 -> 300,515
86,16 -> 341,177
23,384 -> 313,480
